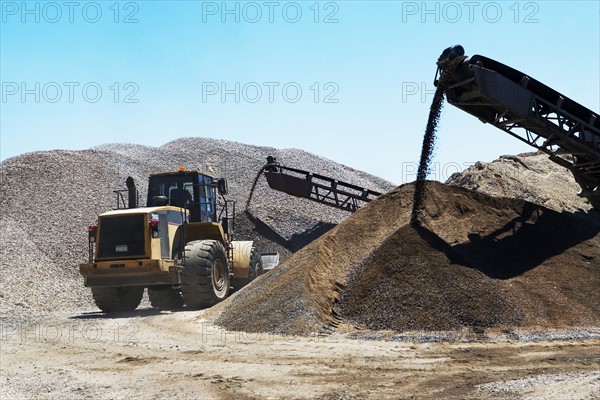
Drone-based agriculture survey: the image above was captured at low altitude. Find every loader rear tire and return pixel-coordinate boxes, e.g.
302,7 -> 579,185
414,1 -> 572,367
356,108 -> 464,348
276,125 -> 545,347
148,286 -> 184,310
181,240 -> 230,309
91,286 -> 144,313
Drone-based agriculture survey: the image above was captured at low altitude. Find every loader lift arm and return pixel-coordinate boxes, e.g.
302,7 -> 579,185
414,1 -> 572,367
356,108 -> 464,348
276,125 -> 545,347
259,157 -> 381,212
436,45 -> 600,210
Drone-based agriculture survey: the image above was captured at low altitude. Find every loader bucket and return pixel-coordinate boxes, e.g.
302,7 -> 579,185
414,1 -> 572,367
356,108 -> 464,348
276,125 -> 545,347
261,252 -> 280,272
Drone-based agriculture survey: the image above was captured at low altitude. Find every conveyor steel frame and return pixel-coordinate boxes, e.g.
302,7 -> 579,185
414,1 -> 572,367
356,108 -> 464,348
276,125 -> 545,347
438,52 -> 600,209
263,164 -> 381,212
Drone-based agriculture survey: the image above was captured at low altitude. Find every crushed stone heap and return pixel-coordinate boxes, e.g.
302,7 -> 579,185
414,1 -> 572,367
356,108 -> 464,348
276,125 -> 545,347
446,151 -> 592,213
213,182 -> 599,334
0,138 -> 393,318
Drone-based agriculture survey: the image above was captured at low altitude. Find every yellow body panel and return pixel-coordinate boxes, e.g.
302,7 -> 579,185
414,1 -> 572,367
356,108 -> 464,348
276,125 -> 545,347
79,259 -> 178,287
99,205 -> 187,217
177,222 -> 227,244
167,223 -> 178,258
150,238 -> 162,259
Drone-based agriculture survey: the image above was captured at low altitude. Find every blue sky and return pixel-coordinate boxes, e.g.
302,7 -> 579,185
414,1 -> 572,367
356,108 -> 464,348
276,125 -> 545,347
1,0 -> 599,184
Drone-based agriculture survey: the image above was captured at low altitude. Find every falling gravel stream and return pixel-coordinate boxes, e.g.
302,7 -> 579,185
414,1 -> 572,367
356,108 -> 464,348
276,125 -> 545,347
245,168 -> 264,211
411,56 -> 466,225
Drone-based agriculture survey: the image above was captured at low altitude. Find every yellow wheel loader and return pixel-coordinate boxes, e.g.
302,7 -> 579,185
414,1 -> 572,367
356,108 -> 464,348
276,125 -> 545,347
80,170 -> 264,312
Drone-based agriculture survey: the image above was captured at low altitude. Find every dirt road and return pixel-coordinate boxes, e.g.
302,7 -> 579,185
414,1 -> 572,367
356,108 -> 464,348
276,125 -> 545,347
1,308 -> 598,399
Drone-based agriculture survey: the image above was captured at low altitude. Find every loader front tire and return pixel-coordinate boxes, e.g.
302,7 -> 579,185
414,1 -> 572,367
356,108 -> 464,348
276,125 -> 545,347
181,240 -> 230,309
148,286 -> 184,310
91,286 -> 144,313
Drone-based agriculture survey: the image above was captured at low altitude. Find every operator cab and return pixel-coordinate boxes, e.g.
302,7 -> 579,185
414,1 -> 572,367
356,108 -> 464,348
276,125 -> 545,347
147,171 -> 217,223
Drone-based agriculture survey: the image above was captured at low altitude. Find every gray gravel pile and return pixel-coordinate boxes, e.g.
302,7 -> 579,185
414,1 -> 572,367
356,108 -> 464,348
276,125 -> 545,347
1,151 -> 118,319
477,371 -> 600,399
446,151 -> 593,213
0,138 -> 393,319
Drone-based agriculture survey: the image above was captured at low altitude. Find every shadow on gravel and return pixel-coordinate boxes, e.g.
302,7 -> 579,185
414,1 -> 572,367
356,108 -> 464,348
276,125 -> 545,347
452,207 -> 600,279
242,210 -> 335,252
413,224 -> 470,267
288,221 -> 336,252
70,308 -> 165,320
242,210 -> 291,251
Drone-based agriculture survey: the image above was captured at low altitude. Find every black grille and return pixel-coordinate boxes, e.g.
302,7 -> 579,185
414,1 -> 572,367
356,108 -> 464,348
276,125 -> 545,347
97,214 -> 146,259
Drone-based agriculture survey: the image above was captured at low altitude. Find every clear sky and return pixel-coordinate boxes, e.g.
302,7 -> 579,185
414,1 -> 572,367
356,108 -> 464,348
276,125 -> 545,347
1,0 -> 599,184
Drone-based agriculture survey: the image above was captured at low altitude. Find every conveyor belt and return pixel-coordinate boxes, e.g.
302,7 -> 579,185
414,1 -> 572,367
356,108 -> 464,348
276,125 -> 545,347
261,158 -> 381,212
436,45 -> 600,210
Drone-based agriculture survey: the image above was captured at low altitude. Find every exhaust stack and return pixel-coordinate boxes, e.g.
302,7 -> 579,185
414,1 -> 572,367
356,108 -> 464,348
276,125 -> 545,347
126,177 -> 137,208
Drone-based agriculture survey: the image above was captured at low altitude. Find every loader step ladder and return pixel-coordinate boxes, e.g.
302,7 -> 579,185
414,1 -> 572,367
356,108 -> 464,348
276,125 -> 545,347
262,160 -> 382,212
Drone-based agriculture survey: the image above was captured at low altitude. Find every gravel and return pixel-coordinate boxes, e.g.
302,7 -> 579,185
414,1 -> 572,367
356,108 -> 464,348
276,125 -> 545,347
213,182 -> 600,335
412,55 -> 466,225
446,151 -> 594,213
2,140 -> 598,339
345,327 -> 600,343
477,371 -> 600,399
0,138 -> 393,321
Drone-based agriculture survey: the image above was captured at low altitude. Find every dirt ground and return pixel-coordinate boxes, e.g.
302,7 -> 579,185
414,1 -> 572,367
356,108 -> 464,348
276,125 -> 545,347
1,309 -> 598,400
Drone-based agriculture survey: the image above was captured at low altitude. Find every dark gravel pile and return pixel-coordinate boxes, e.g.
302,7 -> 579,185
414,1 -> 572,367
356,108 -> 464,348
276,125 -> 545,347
336,225 -> 523,331
0,138 -> 393,319
213,182 -> 600,334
